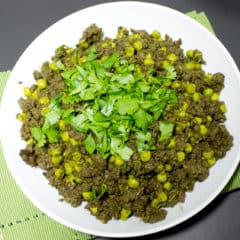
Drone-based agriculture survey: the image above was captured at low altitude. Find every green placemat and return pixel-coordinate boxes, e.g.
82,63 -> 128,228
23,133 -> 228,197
0,72 -> 92,239
0,11 -> 239,240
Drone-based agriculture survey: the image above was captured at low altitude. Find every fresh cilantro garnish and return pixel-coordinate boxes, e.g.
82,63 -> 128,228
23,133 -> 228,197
159,121 -> 175,141
118,98 -> 139,115
30,127 -> 46,147
149,65 -> 176,83
84,134 -> 96,154
56,60 -> 65,70
102,52 -> 119,69
31,50 -> 178,160
136,132 -> 153,151
45,126 -> 59,143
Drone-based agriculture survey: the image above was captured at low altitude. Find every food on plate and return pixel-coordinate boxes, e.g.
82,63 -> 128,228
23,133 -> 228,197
17,24 -> 233,223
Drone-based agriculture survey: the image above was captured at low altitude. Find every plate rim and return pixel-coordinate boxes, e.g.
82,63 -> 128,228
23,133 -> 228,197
1,1 -> 240,238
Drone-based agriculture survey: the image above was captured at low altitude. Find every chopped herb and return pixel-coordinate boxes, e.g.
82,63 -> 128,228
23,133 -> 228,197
32,50 -> 177,160
159,121 -> 175,141
56,60 -> 65,70
45,126 -> 59,143
30,127 -> 46,147
84,134 -> 96,154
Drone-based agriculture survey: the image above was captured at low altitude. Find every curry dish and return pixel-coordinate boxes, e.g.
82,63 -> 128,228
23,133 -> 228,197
17,24 -> 233,223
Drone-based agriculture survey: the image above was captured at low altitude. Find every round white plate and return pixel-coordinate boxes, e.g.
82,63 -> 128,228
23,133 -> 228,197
1,1 -> 240,238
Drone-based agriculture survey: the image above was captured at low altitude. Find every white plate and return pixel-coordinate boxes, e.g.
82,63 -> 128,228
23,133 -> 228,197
1,1 -> 240,238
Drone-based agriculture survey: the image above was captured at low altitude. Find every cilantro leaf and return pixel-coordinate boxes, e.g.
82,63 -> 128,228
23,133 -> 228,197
93,112 -> 109,122
118,98 -> 139,115
97,183 -> 107,199
159,121 -> 175,141
44,126 -> 59,143
61,69 -> 78,80
76,66 -> 88,78
89,126 -> 105,142
87,53 -> 97,61
133,108 -> 152,131
149,65 -> 176,83
110,137 -> 133,160
165,65 -> 177,80
30,127 -> 46,147
35,50 -> 179,161
80,87 -> 96,100
43,110 -> 60,130
84,134 -> 96,154
111,73 -> 134,85
69,81 -> 88,95
56,60 -> 65,70
101,100 -> 115,117
115,146 -> 133,161
69,114 -> 89,132
136,132 -> 152,151
102,52 -> 119,69
97,131 -> 109,157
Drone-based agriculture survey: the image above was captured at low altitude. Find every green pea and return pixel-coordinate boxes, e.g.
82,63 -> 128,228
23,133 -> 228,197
204,74 -> 213,82
193,92 -> 200,102
158,192 -> 168,202
151,30 -> 161,39
171,81 -> 181,89
185,143 -> 193,153
157,172 -> 167,183
195,117 -> 202,124
156,164 -> 164,172
54,168 -> 64,179
162,60 -> 170,69
39,96 -> 49,105
61,131 -> 69,142
128,176 -> 139,188
125,46 -> 135,57
120,208 -> 132,221
72,151 -> 82,161
51,155 -> 63,164
168,138 -> 176,148
151,198 -> 160,207
66,174 -> 75,183
133,41 -> 142,51
23,87 -> 32,97
37,78 -> 47,89
144,57 -> 154,66
177,152 -> 185,162
206,115 -> 212,122
211,92 -> 219,101
220,103 -> 227,113
203,88 -> 213,96
50,148 -> 62,156
202,150 -> 214,160
194,51 -> 202,59
140,150 -> 151,162
181,102 -> 189,111
194,63 -> 201,70
90,207 -> 98,214
163,182 -> 172,191
82,192 -> 93,201
64,162 -> 73,175
165,164 -> 172,172
200,125 -> 208,135
186,50 -> 194,58
185,62 -> 195,70
207,157 -> 216,167
186,83 -> 196,94
167,53 -> 177,63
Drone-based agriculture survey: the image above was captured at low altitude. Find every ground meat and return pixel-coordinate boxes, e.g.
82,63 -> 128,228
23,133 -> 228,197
82,24 -> 103,45
18,24 -> 233,224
